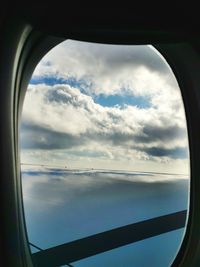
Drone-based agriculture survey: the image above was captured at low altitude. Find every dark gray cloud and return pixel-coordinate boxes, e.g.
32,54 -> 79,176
84,131 -> 134,146
20,123 -> 134,151
99,45 -> 170,75
88,124 -> 186,148
134,124 -> 187,143
20,123 -> 86,150
138,146 -> 188,159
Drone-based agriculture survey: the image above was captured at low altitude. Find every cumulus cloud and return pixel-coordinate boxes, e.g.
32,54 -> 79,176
21,83 -> 188,161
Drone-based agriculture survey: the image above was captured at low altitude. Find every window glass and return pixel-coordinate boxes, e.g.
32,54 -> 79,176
20,40 -> 189,266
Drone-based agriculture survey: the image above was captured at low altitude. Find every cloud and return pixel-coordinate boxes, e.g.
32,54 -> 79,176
21,83 -> 188,163
32,41 -> 178,98
134,124 -> 187,144
20,123 -> 87,149
136,146 -> 188,159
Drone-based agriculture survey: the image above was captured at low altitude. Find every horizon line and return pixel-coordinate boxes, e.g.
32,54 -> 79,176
20,163 -> 189,176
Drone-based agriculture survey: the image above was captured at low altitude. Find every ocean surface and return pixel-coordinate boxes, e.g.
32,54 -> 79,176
21,168 -> 189,267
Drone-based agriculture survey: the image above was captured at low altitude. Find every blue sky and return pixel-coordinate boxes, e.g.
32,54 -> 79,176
94,94 -> 151,108
30,76 -> 90,90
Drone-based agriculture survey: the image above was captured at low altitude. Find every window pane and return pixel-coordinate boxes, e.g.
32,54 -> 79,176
20,40 -> 189,266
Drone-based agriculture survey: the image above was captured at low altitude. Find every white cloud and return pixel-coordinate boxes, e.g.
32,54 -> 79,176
22,84 -> 186,141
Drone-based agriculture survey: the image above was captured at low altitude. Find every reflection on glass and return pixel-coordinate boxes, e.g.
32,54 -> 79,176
20,40 -> 189,267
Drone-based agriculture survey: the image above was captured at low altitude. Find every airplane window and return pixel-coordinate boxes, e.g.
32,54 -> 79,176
20,40 -> 190,267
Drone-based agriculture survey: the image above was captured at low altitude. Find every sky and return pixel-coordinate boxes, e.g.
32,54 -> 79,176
20,40 -> 189,174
